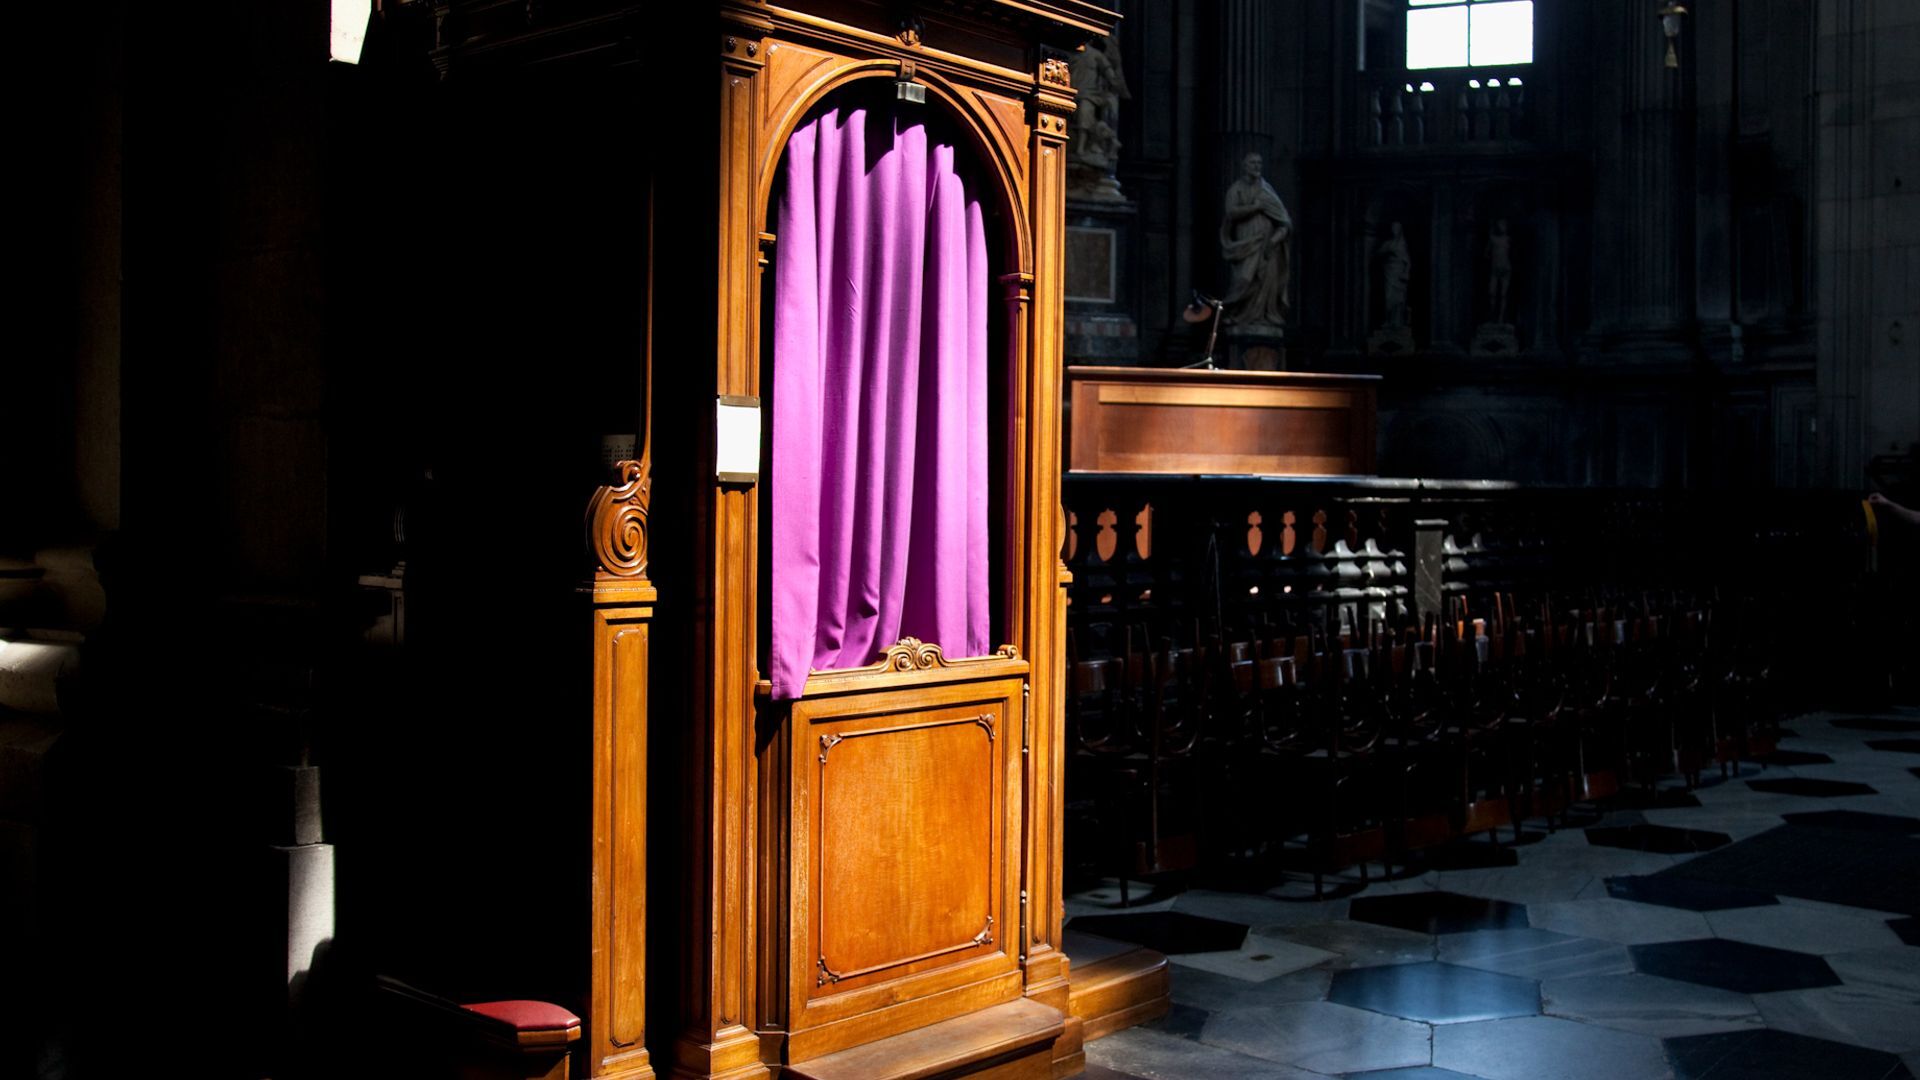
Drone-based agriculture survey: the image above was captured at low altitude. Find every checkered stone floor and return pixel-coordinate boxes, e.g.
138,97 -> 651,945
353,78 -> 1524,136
1067,708 -> 1920,1080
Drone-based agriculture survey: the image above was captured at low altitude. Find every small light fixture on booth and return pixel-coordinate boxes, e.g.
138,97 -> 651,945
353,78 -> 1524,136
1657,3 -> 1689,70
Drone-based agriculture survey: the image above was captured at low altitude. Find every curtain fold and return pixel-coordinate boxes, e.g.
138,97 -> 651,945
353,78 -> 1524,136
769,104 -> 992,701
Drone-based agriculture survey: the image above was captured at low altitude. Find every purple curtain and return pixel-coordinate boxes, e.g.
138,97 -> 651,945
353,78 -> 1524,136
768,104 -> 992,701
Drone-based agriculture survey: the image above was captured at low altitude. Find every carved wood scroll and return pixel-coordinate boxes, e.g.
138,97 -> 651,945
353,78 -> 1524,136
588,458 -> 651,578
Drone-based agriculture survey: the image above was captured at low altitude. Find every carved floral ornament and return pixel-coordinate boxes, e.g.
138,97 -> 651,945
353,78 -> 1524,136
870,637 -> 1019,673
587,458 -> 650,577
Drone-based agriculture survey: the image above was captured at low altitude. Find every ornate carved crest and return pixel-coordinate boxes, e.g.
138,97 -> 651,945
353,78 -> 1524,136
1040,55 -> 1071,89
587,458 -> 650,578
873,638 -> 1020,672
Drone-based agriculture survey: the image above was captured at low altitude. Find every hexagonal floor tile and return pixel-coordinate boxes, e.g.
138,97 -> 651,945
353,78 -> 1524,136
1438,927 -> 1633,981
1349,891 -> 1529,935
1604,875 -> 1778,912
1261,918 -> 1437,969
1745,777 -> 1879,797
1329,961 -> 1540,1024
1527,898 -> 1713,945
1068,911 -> 1248,954
1890,916 -> 1920,947
1706,901 -> 1905,955
1629,938 -> 1841,994
1540,972 -> 1763,1037
1585,824 -> 1732,854
1831,717 -> 1920,733
1341,1069 -> 1481,1080
1201,1000 -> 1434,1075
1664,1028 -> 1918,1080
1779,809 -> 1920,833
1433,1015 -> 1668,1080
1866,738 -> 1920,755
1757,983 -> 1920,1054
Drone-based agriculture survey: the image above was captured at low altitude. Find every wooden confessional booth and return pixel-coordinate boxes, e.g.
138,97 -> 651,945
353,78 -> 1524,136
576,4 -> 1163,1079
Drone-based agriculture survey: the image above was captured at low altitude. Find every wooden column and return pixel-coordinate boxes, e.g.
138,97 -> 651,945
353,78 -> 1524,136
1026,64 -> 1077,1073
672,14 -> 772,1080
586,460 -> 658,1080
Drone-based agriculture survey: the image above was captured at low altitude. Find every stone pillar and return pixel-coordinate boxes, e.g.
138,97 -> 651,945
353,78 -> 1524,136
1615,4 -> 1696,338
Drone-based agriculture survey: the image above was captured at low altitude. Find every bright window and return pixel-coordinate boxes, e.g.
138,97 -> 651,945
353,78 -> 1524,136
1407,0 -> 1534,69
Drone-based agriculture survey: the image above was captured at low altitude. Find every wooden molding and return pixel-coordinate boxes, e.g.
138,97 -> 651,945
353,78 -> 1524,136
843,637 -> 1018,676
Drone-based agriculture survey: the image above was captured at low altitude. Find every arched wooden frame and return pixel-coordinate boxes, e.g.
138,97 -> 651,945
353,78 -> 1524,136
753,68 -> 1028,667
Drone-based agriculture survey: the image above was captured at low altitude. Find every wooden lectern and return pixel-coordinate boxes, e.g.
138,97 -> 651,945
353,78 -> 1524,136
1067,366 -> 1381,476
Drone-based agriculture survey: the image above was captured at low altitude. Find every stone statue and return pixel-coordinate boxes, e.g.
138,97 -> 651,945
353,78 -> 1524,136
1367,221 -> 1415,355
1485,218 -> 1513,325
1377,221 -> 1411,330
1067,34 -> 1129,201
1472,217 -> 1519,355
1218,152 -> 1291,331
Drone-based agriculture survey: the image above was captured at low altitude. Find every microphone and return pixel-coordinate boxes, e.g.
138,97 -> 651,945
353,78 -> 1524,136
1180,289 -> 1226,368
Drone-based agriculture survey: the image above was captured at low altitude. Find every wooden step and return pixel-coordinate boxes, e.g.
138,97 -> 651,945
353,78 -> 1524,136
787,997 -> 1066,1080
1066,937 -> 1170,1042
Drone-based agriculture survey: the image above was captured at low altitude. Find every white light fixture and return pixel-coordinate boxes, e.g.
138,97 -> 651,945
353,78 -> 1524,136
715,396 -> 762,484
330,0 -> 371,64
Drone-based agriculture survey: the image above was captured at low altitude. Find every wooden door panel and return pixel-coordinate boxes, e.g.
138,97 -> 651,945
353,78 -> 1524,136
781,651 -> 1029,1059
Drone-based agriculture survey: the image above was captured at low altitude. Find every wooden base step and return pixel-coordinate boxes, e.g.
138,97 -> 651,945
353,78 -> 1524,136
1065,933 -> 1170,1043
786,998 -> 1066,1080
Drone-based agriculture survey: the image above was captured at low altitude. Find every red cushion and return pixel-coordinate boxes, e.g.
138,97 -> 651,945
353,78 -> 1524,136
461,1000 -> 581,1032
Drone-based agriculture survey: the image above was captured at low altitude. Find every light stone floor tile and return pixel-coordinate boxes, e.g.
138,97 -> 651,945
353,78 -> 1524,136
1706,902 -> 1905,955
1086,1024 -> 1328,1080
1170,935 -> 1340,982
1173,888 -> 1347,928
1526,898 -> 1713,945
1167,963 -> 1333,1013
1439,927 -> 1634,981
1826,946 -> 1920,1000
1638,809 -> 1788,840
1202,1000 -> 1433,1075
1432,1015 -> 1671,1080
1436,867 -> 1598,906
1540,972 -> 1765,1037
1514,845 -> 1680,879
1259,918 -> 1437,969
1754,983 -> 1920,1054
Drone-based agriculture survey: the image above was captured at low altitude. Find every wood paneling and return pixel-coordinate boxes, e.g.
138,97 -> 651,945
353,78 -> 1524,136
1068,366 -> 1381,476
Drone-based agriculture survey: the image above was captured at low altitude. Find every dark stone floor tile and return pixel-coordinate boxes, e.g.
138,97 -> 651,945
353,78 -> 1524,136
1654,824 -> 1920,916
1629,938 -> 1841,994
1604,876 -> 1778,912
1141,1001 -> 1210,1041
1754,749 -> 1834,766
1665,1027 -> 1917,1079
1745,777 -> 1878,798
1775,728 -> 1800,738
1866,738 -> 1920,755
1585,824 -> 1732,855
1910,766 -> 1920,780
1890,916 -> 1920,947
1329,960 -> 1540,1024
1780,809 -> 1920,834
1832,717 -> 1920,733
1068,911 -> 1248,955
1350,891 -> 1530,935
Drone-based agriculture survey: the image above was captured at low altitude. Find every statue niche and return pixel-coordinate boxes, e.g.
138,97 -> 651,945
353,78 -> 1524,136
1367,220 -> 1415,356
